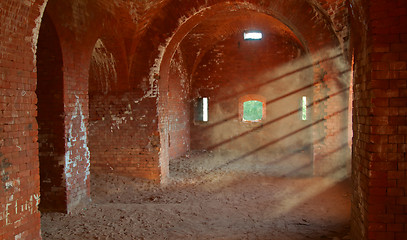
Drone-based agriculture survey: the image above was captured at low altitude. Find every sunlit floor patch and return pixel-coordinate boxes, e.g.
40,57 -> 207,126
41,151 -> 351,240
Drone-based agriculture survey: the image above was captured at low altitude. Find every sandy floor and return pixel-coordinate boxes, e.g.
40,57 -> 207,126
41,151 -> 351,240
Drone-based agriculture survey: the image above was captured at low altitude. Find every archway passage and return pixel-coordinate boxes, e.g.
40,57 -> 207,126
87,35 -> 162,181
5,0 -> 407,239
161,9 -> 317,177
157,2 -> 350,180
36,12 -> 66,212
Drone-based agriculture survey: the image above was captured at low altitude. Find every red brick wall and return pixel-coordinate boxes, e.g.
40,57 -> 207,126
156,49 -> 191,180
351,0 -> 407,239
0,0 -> 47,239
179,10 -> 350,177
312,58 -> 351,177
88,34 -> 162,181
0,0 -> 358,239
189,26 -> 320,176
44,1 -> 95,213
317,0 -> 349,51
167,49 -> 190,160
89,92 -> 161,180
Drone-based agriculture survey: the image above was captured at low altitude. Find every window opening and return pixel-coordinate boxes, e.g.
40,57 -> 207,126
203,97 -> 208,122
195,97 -> 209,122
243,100 -> 263,122
244,31 -> 263,40
301,96 -> 307,121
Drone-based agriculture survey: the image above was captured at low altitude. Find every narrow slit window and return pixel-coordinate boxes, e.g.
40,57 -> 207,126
195,97 -> 209,122
243,100 -> 263,122
203,97 -> 208,122
301,96 -> 307,121
244,31 -> 263,40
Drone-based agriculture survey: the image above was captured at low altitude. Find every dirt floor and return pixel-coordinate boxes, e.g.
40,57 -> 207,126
41,151 -> 351,240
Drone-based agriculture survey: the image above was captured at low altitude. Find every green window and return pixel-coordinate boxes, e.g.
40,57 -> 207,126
302,96 -> 307,121
243,100 -> 263,121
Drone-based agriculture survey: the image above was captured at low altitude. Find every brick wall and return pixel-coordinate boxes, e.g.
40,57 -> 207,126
187,19 -> 349,176
167,49 -> 190,160
317,0 -> 349,52
131,0 -> 351,178
89,93 -> 161,180
351,0 -> 407,239
312,56 -> 351,177
0,0 -> 366,239
44,0 -> 95,213
0,0 -> 46,239
189,28 -> 309,155
156,48 -> 191,181
88,34 -> 163,181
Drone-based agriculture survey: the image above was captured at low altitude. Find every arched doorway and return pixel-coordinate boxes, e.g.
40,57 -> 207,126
36,11 -> 66,212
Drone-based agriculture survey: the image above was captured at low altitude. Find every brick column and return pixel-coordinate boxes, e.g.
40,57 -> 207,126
0,0 -> 47,239
351,0 -> 407,239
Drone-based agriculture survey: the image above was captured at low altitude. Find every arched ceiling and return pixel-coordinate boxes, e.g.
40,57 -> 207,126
178,9 -> 305,79
44,0 -> 348,88
144,0 -> 348,88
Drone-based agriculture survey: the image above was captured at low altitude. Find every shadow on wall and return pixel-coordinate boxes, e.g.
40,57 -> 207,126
190,45 -> 351,179
183,106 -> 348,179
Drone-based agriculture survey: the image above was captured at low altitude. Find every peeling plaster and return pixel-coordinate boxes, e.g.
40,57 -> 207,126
5,178 -> 20,192
144,5 -> 214,107
65,96 -> 91,188
128,2 -> 140,23
134,5 -> 220,105
127,0 -> 166,24
91,39 -> 118,94
23,0 -> 34,7
110,104 -> 132,132
306,0 -> 349,52
111,116 -> 127,131
173,48 -> 189,95
28,0 -> 48,72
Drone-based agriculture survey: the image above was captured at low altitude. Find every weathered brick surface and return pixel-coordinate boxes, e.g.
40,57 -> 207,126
89,93 -> 161,180
44,1 -> 96,213
185,16 -> 349,177
6,0 -> 401,239
0,0 -> 46,239
351,0 -> 407,239
167,49 -> 190,160
87,33 -> 163,181
189,26 -> 313,156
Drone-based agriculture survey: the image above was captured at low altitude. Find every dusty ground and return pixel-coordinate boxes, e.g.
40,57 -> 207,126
41,151 -> 351,240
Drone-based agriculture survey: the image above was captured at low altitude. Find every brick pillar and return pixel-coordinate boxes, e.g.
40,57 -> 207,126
0,0 -> 47,239
351,0 -> 407,239
36,7 -> 92,213
62,47 -> 92,213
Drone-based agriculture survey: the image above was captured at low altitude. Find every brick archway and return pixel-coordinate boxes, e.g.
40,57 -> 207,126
36,11 -> 66,213
152,0 -> 350,181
